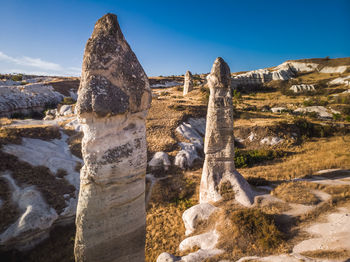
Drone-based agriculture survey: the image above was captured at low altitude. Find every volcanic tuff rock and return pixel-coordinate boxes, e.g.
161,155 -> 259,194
0,83 -> 63,117
183,70 -> 193,95
74,13 -> 151,262
200,57 -> 255,207
290,84 -> 315,93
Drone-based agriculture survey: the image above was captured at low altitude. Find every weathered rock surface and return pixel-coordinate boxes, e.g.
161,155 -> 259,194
294,106 -> 334,118
260,136 -> 284,146
182,203 -> 217,236
174,118 -> 206,169
320,65 -> 348,73
237,254 -> 322,262
329,75 -> 350,86
290,84 -> 315,93
183,71 -> 194,95
200,57 -> 255,206
0,171 -> 58,251
293,205 -> 350,254
74,13 -> 151,262
271,107 -> 287,113
231,61 -> 321,88
0,83 -> 63,117
58,105 -> 73,116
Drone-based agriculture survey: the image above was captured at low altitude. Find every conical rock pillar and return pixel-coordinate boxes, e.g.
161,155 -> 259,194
74,13 -> 151,262
199,57 -> 254,207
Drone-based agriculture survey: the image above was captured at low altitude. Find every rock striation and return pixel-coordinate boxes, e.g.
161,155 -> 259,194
183,70 -> 194,95
231,61 -> 320,89
290,84 -> 315,93
74,13 -> 151,262
200,57 -> 255,207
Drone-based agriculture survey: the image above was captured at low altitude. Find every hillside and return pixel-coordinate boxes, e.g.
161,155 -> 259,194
0,57 -> 349,261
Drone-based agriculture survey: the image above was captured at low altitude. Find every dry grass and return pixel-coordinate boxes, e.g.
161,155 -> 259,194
0,118 -> 12,126
145,169 -> 200,261
260,201 -> 291,215
301,249 -> 350,260
209,208 -> 288,261
49,78 -> 80,97
146,86 -> 206,154
0,125 -> 61,146
239,135 -> 350,181
271,181 -> 320,205
0,178 -> 20,233
63,129 -> 83,159
146,204 -> 186,262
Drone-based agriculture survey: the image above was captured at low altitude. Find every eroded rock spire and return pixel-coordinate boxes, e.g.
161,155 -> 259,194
74,13 -> 151,262
199,57 -> 254,206
183,70 -> 193,95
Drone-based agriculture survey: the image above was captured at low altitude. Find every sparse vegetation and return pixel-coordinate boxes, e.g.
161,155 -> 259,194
214,208 -> 286,260
11,74 -> 23,82
61,97 -> 75,105
272,181 -> 320,205
234,149 -> 285,168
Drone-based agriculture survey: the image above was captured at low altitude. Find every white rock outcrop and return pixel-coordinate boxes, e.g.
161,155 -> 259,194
148,151 -> 171,171
200,57 -> 255,207
320,66 -> 348,73
290,84 -> 315,93
0,172 -> 58,251
271,107 -> 287,113
179,230 -> 219,251
183,71 -> 194,95
260,136 -> 284,146
182,203 -> 217,236
329,75 -> 350,86
174,118 -> 206,169
74,13 -> 151,262
0,83 -> 63,117
294,106 -> 333,118
58,104 -> 73,116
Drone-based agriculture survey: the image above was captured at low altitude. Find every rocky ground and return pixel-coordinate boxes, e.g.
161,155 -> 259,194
0,57 -> 350,261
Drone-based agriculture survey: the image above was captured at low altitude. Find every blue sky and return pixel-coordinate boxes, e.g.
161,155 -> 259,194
0,0 -> 349,76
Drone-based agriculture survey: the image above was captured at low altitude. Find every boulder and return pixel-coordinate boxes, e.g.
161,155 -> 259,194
59,104 -> 73,116
148,151 -> 171,171
182,203 -> 217,235
74,13 -> 151,262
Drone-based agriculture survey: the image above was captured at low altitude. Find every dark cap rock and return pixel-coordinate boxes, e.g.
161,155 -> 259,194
207,57 -> 231,88
77,13 -> 151,117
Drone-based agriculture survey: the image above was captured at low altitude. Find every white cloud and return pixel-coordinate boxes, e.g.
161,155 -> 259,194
0,51 -> 81,76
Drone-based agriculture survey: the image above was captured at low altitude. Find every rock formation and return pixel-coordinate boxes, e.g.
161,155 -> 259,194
0,83 -> 63,117
200,57 -> 254,207
174,118 -> 206,169
74,13 -> 151,262
183,70 -> 194,95
290,84 -> 315,93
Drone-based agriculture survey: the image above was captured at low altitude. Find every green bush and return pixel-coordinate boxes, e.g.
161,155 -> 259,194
234,149 -> 285,168
11,74 -> 23,82
61,97 -> 75,105
293,118 -> 333,138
